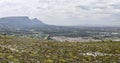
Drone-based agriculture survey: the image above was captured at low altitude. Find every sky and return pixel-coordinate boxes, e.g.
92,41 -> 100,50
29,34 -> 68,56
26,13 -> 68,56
0,0 -> 120,26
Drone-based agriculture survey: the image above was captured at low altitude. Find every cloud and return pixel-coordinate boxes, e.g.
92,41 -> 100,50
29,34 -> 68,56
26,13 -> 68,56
0,0 -> 120,26
110,4 -> 120,9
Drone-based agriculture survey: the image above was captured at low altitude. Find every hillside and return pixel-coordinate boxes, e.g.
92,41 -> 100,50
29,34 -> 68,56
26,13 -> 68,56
0,36 -> 120,63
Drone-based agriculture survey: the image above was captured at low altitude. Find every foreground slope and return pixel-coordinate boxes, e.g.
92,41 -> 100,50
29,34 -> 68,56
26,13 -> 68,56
0,36 -> 120,63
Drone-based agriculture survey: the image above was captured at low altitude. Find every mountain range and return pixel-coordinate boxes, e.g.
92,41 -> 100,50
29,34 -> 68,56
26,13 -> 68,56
0,16 -> 50,32
0,16 -> 76,34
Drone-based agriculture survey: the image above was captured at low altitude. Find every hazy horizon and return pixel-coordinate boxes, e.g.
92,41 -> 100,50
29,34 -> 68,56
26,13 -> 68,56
0,0 -> 120,26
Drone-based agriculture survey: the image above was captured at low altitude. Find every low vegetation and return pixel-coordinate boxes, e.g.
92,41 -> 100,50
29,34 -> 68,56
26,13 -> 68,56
0,35 -> 120,63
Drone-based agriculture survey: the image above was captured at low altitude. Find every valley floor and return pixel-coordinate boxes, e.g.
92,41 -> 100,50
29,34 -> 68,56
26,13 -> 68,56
51,36 -> 101,42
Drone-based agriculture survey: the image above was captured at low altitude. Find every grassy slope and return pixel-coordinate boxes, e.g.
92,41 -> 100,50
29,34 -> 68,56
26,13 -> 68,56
0,36 -> 120,63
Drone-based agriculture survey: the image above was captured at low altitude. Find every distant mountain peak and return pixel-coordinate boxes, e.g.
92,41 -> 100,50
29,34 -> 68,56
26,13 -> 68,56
0,16 -> 47,31
32,18 -> 39,20
32,18 -> 41,22
32,18 -> 45,25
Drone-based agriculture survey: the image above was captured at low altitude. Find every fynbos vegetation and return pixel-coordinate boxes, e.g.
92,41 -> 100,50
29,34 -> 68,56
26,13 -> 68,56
0,36 -> 120,63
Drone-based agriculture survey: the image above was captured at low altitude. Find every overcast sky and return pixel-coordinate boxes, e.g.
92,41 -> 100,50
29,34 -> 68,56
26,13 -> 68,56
0,0 -> 120,26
